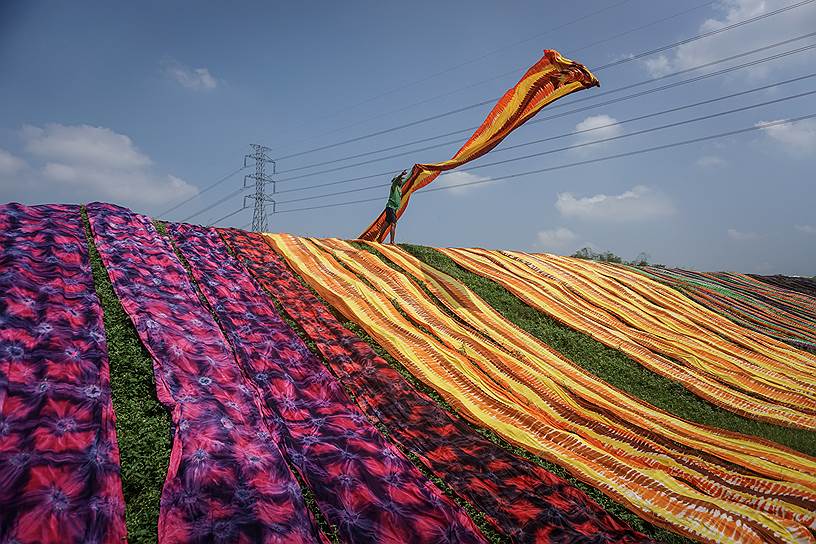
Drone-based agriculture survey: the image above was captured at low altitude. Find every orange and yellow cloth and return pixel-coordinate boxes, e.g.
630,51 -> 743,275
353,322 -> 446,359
359,50 -> 598,241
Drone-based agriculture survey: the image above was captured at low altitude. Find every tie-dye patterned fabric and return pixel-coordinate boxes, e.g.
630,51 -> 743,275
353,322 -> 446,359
85,203 -> 326,544
169,222 -> 486,544
219,227 -> 653,544
0,203 -> 126,544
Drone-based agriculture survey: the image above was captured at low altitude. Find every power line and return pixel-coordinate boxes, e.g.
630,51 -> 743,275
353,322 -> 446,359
278,32 -> 816,177
208,206 -> 250,227
272,0 -> 815,162
158,165 -> 248,217
266,0 -> 718,157
264,114 -> 815,216
263,0 -> 637,154
273,40 -> 816,186
181,187 -> 247,223
268,91 -> 816,206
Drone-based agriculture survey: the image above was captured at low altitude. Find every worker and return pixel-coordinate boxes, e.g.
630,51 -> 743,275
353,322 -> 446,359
379,169 -> 408,244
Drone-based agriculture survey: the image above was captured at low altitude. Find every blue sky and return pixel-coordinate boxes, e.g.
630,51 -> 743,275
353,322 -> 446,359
1,0 -> 814,274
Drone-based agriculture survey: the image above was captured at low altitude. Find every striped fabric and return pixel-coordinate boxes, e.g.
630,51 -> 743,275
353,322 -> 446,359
169,223 -> 486,544
440,248 -> 816,430
87,204 -> 327,544
638,267 -> 816,353
265,234 -> 816,544
219,228 -> 652,544
0,203 -> 126,544
750,274 -> 816,298
358,50 -> 598,241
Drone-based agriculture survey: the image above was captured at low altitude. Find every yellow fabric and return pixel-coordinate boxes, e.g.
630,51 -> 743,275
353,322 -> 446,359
358,50 -> 598,241
439,248 -> 816,430
264,233 -> 816,544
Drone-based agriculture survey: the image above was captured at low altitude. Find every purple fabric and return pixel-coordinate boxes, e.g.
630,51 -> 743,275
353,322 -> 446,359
86,202 -> 325,544
0,203 -> 126,544
169,222 -> 486,544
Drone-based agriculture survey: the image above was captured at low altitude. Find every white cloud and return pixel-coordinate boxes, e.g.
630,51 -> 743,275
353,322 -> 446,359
555,185 -> 675,222
796,225 -> 816,235
162,60 -> 218,91
18,123 -> 197,207
573,114 -> 622,150
436,171 -> 489,195
0,148 -> 26,174
755,118 -> 816,156
536,227 -> 578,250
727,228 -> 760,241
23,124 -> 151,169
641,0 -> 816,79
696,155 -> 728,168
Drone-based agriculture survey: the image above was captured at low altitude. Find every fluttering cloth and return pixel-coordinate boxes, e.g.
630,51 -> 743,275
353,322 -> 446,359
266,233 -> 816,544
86,203 -> 326,544
169,222 -> 485,544
441,248 -> 816,430
0,203 -> 126,543
641,267 -> 816,353
219,228 -> 651,544
358,50 -> 598,241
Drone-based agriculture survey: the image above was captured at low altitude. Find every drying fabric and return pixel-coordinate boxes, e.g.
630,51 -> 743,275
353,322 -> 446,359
358,50 -> 598,241
219,228 -> 651,544
439,247 -> 816,430
86,203 -> 326,544
265,233 -> 816,544
0,203 -> 126,544
639,267 -> 816,353
169,222 -> 485,544
749,274 -> 816,298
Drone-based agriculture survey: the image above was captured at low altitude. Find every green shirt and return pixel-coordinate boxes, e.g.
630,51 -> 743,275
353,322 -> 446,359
387,173 -> 407,210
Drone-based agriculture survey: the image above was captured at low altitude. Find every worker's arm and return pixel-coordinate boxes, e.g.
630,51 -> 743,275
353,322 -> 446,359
397,169 -> 409,188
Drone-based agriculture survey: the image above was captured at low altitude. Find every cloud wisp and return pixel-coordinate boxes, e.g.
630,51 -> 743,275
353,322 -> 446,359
642,0 -> 816,80
162,59 -> 219,91
555,185 -> 675,222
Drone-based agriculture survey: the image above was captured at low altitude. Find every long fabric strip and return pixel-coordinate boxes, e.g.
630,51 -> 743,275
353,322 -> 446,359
638,267 -> 816,352
169,223 -> 485,544
220,228 -> 651,544
0,203 -> 126,544
265,233 -> 816,544
358,50 -> 598,241
86,203 -> 326,544
750,274 -> 816,298
439,247 -> 816,430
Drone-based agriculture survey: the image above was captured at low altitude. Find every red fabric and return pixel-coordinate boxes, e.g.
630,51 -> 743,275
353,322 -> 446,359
0,203 -> 126,544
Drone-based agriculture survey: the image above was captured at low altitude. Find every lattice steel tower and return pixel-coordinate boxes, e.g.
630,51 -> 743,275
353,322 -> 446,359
244,144 -> 276,232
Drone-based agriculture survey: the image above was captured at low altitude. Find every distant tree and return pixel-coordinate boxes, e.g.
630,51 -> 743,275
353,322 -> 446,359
571,247 -> 659,267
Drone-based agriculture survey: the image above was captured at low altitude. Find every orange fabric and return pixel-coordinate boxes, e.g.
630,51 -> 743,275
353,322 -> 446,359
358,50 -> 598,241
265,234 -> 816,544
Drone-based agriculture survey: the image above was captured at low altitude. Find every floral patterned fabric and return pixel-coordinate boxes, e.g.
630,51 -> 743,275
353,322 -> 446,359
0,203 -> 126,543
86,202 -> 326,544
219,228 -> 652,544
169,222 -> 486,544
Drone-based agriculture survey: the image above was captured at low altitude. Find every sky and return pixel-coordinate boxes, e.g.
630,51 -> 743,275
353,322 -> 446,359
1,0 -> 814,274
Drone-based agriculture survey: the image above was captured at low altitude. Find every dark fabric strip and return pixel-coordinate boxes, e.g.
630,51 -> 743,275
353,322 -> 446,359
0,203 -> 126,544
219,228 -> 652,544
86,202 -> 325,544
170,222 -> 485,544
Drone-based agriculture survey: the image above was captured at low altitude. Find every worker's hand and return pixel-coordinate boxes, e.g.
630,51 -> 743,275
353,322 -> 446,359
401,169 -> 408,175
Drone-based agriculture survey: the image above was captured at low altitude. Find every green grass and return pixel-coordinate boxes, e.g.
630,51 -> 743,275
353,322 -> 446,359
401,244 -> 816,457
82,208 -> 171,544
